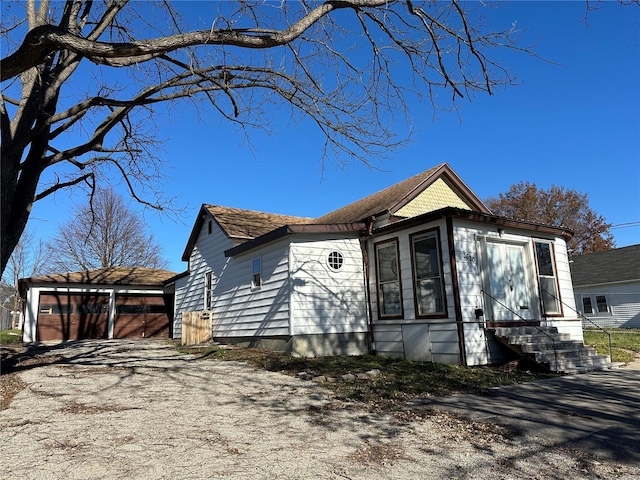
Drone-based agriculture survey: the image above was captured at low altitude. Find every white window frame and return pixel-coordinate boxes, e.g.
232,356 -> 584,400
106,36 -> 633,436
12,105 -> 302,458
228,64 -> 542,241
534,241 -> 562,316
252,258 -> 262,289
204,271 -> 213,310
411,229 -> 446,317
374,239 -> 403,319
327,250 -> 344,272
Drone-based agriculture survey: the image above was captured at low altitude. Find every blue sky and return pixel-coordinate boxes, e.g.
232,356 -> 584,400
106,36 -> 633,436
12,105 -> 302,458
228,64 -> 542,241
24,1 -> 640,274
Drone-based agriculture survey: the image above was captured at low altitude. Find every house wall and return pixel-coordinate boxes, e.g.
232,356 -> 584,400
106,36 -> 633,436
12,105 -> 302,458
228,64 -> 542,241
367,220 -> 462,365
452,219 -> 581,365
173,221 -> 293,341
574,281 -> 640,328
289,235 -> 369,356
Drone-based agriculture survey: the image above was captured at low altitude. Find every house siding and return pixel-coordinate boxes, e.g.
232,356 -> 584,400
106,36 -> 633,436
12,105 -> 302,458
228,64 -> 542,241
174,220 -> 292,339
574,281 -> 640,329
451,219 -> 581,365
289,235 -> 368,336
367,220 -> 462,364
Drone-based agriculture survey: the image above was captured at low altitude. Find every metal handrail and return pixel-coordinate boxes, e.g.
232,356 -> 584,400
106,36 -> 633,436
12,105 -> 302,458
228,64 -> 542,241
481,289 -> 558,370
541,288 -> 613,361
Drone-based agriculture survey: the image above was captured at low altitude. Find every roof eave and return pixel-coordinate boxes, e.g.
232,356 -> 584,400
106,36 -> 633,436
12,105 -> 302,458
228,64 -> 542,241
224,222 -> 367,257
374,207 -> 573,240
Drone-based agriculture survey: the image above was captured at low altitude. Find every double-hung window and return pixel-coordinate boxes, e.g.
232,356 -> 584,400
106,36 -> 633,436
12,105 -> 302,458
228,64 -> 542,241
375,240 -> 402,318
411,230 -> 446,317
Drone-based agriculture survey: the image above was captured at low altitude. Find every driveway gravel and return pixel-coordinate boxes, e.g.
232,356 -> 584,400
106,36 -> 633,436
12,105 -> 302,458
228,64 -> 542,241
1,339 -> 638,479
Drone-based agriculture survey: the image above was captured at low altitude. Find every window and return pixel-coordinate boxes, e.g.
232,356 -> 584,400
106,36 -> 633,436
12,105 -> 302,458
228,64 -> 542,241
534,242 -> 561,315
596,295 -> 609,313
77,303 -> 108,314
116,305 -> 145,315
327,251 -> 344,271
375,240 -> 402,317
205,271 -> 213,309
580,294 -> 610,316
582,296 -> 593,314
208,220 -> 212,235
39,304 -> 73,315
252,258 -> 262,288
411,230 -> 445,316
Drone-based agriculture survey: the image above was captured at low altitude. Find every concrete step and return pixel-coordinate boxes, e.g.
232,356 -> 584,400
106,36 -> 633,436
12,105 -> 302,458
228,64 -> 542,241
488,325 -> 615,374
491,326 -> 559,337
499,333 -> 572,344
533,347 -> 599,359
520,341 -> 586,353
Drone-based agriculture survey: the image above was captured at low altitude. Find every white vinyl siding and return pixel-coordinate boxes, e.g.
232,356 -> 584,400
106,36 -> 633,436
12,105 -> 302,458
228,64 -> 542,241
368,220 -> 461,364
290,236 -> 368,335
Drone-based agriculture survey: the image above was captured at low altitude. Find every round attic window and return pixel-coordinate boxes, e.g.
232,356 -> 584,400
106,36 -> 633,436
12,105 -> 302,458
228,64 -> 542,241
327,251 -> 344,271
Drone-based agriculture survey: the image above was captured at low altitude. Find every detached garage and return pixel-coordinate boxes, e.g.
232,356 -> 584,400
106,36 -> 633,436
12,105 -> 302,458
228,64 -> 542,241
19,267 -> 177,342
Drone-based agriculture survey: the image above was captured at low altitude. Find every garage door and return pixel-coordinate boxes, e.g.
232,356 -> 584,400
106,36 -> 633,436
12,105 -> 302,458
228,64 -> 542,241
37,293 -> 110,341
113,294 -> 169,339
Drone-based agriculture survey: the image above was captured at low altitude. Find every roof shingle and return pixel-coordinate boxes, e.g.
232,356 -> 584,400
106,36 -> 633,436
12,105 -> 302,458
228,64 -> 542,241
570,244 -> 640,286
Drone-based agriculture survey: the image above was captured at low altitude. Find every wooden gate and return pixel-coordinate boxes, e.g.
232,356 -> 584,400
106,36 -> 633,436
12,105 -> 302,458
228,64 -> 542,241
181,311 -> 212,345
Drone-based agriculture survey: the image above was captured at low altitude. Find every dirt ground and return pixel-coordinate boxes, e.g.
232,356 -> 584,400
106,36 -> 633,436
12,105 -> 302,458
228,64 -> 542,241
1,340 -> 638,480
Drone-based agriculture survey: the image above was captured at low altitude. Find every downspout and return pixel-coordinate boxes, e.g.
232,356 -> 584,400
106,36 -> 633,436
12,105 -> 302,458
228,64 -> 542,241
446,217 -> 467,366
360,217 -> 376,353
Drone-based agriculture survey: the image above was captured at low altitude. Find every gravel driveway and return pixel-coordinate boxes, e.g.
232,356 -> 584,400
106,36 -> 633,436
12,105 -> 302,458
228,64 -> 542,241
1,340 -> 638,479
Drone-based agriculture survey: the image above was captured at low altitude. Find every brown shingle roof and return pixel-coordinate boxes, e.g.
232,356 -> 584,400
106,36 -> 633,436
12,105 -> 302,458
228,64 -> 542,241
570,244 -> 640,287
313,163 -> 490,224
205,205 -> 312,239
21,267 -> 177,286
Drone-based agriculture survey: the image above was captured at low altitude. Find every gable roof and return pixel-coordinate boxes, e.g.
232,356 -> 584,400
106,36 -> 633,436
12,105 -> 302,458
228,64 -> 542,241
313,163 -> 491,224
205,205 -> 312,239
570,244 -> 640,287
181,204 -> 312,261
19,267 -> 177,292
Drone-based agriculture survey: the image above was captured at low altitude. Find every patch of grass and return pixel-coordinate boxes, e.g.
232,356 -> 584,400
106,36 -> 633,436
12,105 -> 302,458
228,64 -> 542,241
0,329 -> 22,344
583,328 -> 640,364
177,345 -> 556,408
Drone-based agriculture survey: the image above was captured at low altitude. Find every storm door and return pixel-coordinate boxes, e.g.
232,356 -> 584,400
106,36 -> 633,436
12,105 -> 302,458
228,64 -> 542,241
485,242 -> 535,321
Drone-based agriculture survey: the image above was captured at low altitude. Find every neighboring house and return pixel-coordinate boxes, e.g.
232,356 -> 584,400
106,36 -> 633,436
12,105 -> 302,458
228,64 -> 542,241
20,267 -> 177,342
571,244 -> 640,329
173,163 -> 582,366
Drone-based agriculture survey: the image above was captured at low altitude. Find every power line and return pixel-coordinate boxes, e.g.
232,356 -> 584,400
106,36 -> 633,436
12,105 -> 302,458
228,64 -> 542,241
610,221 -> 640,229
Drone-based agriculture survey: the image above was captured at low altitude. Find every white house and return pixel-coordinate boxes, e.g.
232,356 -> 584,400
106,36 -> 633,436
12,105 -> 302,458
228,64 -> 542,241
571,244 -> 640,329
173,163 -> 588,368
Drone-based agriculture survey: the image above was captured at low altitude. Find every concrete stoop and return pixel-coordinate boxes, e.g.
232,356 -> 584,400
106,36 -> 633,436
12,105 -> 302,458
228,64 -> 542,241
489,326 -> 618,374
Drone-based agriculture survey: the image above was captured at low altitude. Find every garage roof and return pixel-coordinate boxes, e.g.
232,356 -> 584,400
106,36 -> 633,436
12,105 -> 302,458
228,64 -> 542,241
20,267 -> 177,288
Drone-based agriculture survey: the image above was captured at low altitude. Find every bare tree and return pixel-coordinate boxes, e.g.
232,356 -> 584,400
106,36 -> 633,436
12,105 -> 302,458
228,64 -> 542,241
486,182 -> 615,255
0,229 -> 50,328
47,188 -> 167,271
1,0 -> 632,275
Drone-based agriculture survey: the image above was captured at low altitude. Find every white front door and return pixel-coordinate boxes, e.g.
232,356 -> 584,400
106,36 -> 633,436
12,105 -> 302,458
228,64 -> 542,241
486,242 -> 535,321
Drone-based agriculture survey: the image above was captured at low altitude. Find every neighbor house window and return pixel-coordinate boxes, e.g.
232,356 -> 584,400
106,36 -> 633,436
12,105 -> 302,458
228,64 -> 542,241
534,241 -> 561,315
375,239 -> 402,318
582,296 -> 593,314
411,230 -> 446,317
596,295 -> 609,313
252,258 -> 262,288
580,294 -> 610,316
205,271 -> 213,309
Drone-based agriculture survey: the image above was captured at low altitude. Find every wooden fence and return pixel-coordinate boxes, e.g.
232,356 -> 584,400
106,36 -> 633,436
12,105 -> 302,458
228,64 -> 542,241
181,311 -> 212,345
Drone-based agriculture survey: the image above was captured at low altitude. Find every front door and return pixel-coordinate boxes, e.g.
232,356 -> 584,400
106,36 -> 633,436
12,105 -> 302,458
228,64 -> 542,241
485,242 -> 535,321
